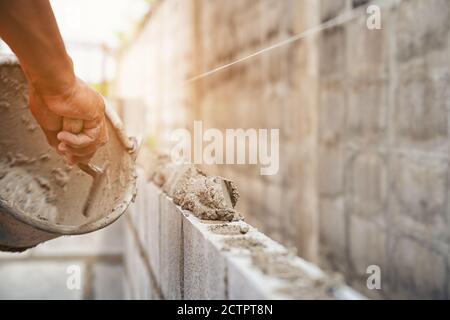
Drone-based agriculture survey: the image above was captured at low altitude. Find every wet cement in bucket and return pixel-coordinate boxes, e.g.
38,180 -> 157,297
0,161 -> 59,223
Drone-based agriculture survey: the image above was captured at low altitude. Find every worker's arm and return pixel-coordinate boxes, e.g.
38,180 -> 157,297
0,0 -> 108,165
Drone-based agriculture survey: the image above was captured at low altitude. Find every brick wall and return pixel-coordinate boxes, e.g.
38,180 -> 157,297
116,0 -> 450,299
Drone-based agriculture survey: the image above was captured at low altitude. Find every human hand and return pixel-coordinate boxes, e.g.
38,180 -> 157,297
29,78 -> 109,165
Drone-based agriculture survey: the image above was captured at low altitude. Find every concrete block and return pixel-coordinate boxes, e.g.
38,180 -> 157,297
396,0 -> 450,61
224,228 -> 288,300
146,182 -> 161,284
318,144 -> 344,196
348,152 -> 387,219
277,188 -> 298,245
346,81 -> 388,146
391,237 -> 448,299
93,263 -> 124,300
125,233 -> 151,300
349,215 -> 387,277
391,154 -> 448,227
395,58 -> 448,151
31,218 -> 124,256
149,186 -> 363,300
319,26 -> 346,76
134,167 -> 148,246
319,80 -> 346,145
259,183 -> 283,236
263,49 -> 289,87
159,197 -> 183,299
227,255 -> 278,300
222,226 -> 357,300
123,217 -> 138,299
183,215 -> 227,300
346,10 -> 388,79
0,260 -> 85,299
320,0 -> 347,22
135,249 -> 152,300
319,197 -> 346,266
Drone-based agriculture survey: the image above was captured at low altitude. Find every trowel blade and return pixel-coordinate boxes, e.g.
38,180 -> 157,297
77,163 -> 104,217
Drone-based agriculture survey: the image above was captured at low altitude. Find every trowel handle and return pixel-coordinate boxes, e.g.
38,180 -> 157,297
62,118 -> 83,134
78,162 -> 102,178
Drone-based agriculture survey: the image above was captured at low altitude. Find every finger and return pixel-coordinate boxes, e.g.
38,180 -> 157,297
64,154 -> 77,166
58,142 -> 98,157
57,131 -> 95,148
57,118 -> 107,149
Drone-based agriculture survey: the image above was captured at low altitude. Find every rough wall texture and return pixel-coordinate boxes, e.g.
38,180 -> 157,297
116,0 -> 320,263
191,0 -> 320,264
115,0 -> 195,149
317,0 -> 450,299
116,0 -> 450,299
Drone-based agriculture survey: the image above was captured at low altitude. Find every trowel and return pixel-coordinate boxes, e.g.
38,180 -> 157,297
62,104 -> 142,218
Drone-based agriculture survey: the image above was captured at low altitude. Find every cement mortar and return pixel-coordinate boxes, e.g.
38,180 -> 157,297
252,251 -> 344,299
209,224 -> 249,235
149,153 -> 241,221
222,237 -> 265,251
0,161 -> 58,223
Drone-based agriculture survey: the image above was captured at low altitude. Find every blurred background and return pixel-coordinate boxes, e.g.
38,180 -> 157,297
1,0 -> 449,300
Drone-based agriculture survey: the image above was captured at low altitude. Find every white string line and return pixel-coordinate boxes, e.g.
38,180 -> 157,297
186,8 -> 362,83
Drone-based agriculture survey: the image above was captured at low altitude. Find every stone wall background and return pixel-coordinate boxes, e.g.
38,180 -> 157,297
317,0 -> 450,299
116,0 -> 450,299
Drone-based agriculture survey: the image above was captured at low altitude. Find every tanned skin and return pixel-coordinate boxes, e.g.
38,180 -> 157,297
0,0 -> 108,165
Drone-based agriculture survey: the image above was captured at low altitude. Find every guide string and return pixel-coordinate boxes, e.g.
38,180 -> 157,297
186,8 -> 363,84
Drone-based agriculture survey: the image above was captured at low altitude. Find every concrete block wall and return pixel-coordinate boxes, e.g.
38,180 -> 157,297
192,0 -> 321,264
116,0 -> 321,264
116,0 -> 450,299
317,0 -> 450,299
114,0 -> 195,151
0,220 -> 125,299
123,168 -> 363,300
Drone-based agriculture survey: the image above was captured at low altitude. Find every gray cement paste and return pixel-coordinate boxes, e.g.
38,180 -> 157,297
222,237 -> 265,251
252,251 -> 344,299
0,161 -> 59,223
149,153 -> 242,221
209,224 -> 249,235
